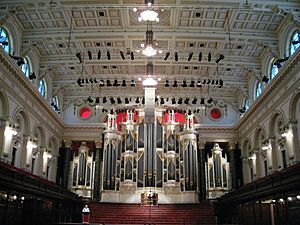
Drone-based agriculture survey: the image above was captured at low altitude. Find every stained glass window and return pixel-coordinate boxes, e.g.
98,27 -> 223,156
0,27 -> 10,54
290,30 -> 300,56
256,82 -> 262,98
21,57 -> 30,77
39,79 -> 47,97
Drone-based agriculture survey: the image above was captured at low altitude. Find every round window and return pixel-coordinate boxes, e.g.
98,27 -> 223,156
210,108 -> 222,120
79,107 -> 92,119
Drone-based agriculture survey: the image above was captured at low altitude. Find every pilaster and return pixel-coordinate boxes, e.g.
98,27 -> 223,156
197,140 -> 206,201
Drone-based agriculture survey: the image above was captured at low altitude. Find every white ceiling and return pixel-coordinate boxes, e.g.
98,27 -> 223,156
1,0 -> 299,110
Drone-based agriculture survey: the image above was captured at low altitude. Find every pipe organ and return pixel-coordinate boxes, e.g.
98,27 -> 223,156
206,143 -> 230,199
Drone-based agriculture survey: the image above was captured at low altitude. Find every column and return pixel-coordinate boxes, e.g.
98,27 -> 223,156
37,147 -> 45,176
229,142 -> 237,190
241,156 -> 249,184
253,149 -> 261,179
20,135 -> 30,170
63,140 -> 72,188
49,153 -> 58,182
93,138 -> 103,201
269,137 -> 278,172
288,121 -> 299,163
198,140 -> 206,201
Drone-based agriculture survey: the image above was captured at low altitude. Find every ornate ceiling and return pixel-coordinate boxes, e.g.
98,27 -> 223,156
1,0 -> 299,110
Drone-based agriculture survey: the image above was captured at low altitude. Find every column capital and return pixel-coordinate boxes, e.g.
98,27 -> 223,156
64,140 -> 72,148
95,140 -> 102,149
198,141 -> 206,150
229,141 -> 237,150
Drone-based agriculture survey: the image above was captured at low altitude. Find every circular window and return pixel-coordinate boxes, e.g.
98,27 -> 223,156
210,108 -> 222,120
79,107 -> 92,119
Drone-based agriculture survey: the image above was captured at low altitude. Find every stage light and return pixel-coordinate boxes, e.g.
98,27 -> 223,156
117,97 -> 122,104
208,52 -> 211,62
184,98 -> 190,104
122,80 -> 126,87
120,51 -> 125,60
110,97 -> 115,104
165,80 -> 169,87
188,52 -> 193,61
189,80 -> 195,87
175,52 -> 178,61
181,80 -> 187,87
87,96 -> 93,103
173,80 -> 178,87
125,97 -> 129,104
199,52 -> 202,61
28,72 -> 36,80
76,52 -> 83,63
142,97 -> 145,104
164,52 -> 170,60
95,97 -> 100,104
107,80 -> 112,86
99,80 -> 105,87
219,79 -> 223,88
262,76 -> 269,83
131,79 -> 136,87
113,80 -> 120,86
171,98 -> 176,104
103,97 -> 107,103
107,51 -> 111,60
160,98 -> 165,104
88,51 -> 92,60
131,51 -> 134,60
178,98 -> 183,104
197,80 -> 202,87
215,54 -> 225,63
207,97 -> 213,104
192,97 -> 197,104
97,50 -> 101,59
135,97 -> 140,103
200,98 -> 205,104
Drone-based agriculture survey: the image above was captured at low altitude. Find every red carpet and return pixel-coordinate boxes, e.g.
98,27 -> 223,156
89,202 -> 215,225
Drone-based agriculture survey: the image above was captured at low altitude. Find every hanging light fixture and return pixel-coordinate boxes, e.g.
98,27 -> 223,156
142,26 -> 157,57
136,0 -> 159,22
142,62 -> 158,86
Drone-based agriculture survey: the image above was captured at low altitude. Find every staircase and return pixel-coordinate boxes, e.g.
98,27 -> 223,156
89,202 -> 215,225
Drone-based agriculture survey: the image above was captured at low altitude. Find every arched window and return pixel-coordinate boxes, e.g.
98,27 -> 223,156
52,95 -> 59,108
290,30 -> 300,56
255,82 -> 262,99
39,79 -> 47,97
0,27 -> 11,54
244,97 -> 249,111
270,60 -> 279,79
21,57 -> 31,77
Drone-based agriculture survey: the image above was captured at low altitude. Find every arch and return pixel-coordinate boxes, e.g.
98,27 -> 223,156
38,78 -> 47,98
289,30 -> 300,56
241,138 -> 251,157
21,56 -> 32,78
254,80 -> 262,101
278,23 -> 297,57
32,124 -> 46,147
253,126 -> 267,149
289,90 -> 300,122
12,109 -> 30,136
269,109 -> 286,138
0,89 -> 9,118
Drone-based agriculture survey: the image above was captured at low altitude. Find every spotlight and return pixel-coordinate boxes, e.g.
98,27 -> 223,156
103,97 -> 107,103
88,50 -> 92,60
207,97 -> 213,104
120,51 -> 125,60
51,102 -> 55,106
165,80 -> 169,87
122,80 -> 126,87
262,75 -> 269,83
160,98 -> 165,104
93,78 -> 98,83
117,97 -> 122,104
0,41 -> 8,45
76,52 -> 83,63
110,109 -> 114,114
198,52 -> 202,61
99,80 -> 105,87
175,52 -> 178,61
171,98 -> 176,104
76,78 -> 82,86
192,97 -> 197,104
178,98 -> 183,104
208,52 -> 211,62
107,80 -> 112,86
173,80 -> 178,87
189,80 -> 195,87
107,51 -> 111,60
85,78 -> 89,84
142,97 -> 145,104
135,97 -> 140,104
131,51 -> 134,60
219,79 -> 223,88
184,98 -> 190,104
95,97 -> 100,104
215,54 -> 225,63
28,72 -> 36,80
113,80 -> 120,86
188,52 -> 193,61
130,79 -> 136,87
207,79 -> 211,84
197,80 -> 202,87
89,78 -> 94,83
292,40 -> 300,45
239,106 -> 246,113
181,81 -> 187,87
87,96 -> 93,103
110,97 -> 115,104
211,80 -> 215,85
125,97 -> 129,104
164,52 -> 170,60
97,50 -> 101,59
200,98 -> 205,104
155,97 -> 158,102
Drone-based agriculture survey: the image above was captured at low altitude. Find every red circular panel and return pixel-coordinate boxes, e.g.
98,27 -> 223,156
79,107 -> 92,119
210,108 -> 222,120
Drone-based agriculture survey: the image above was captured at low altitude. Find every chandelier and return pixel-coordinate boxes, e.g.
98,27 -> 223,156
133,0 -> 160,22
142,28 -> 157,57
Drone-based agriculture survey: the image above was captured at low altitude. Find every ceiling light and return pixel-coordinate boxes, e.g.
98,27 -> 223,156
158,50 -> 162,53
192,97 -> 197,104
164,52 -> 170,60
188,52 -> 193,61
120,51 -> 125,60
184,98 -> 190,104
165,80 -> 169,87
110,97 -> 115,104
171,98 -> 176,104
181,81 -> 187,87
131,79 -> 136,87
113,80 -> 119,86
143,46 -> 157,57
142,76 -> 158,86
178,98 -> 183,104
173,80 -> 178,87
122,80 -> 126,87
107,80 -> 112,86
139,10 -> 159,22
189,80 -> 195,87
133,7 -> 137,12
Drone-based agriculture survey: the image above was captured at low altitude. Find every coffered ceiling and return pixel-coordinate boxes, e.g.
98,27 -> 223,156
1,0 -> 299,110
